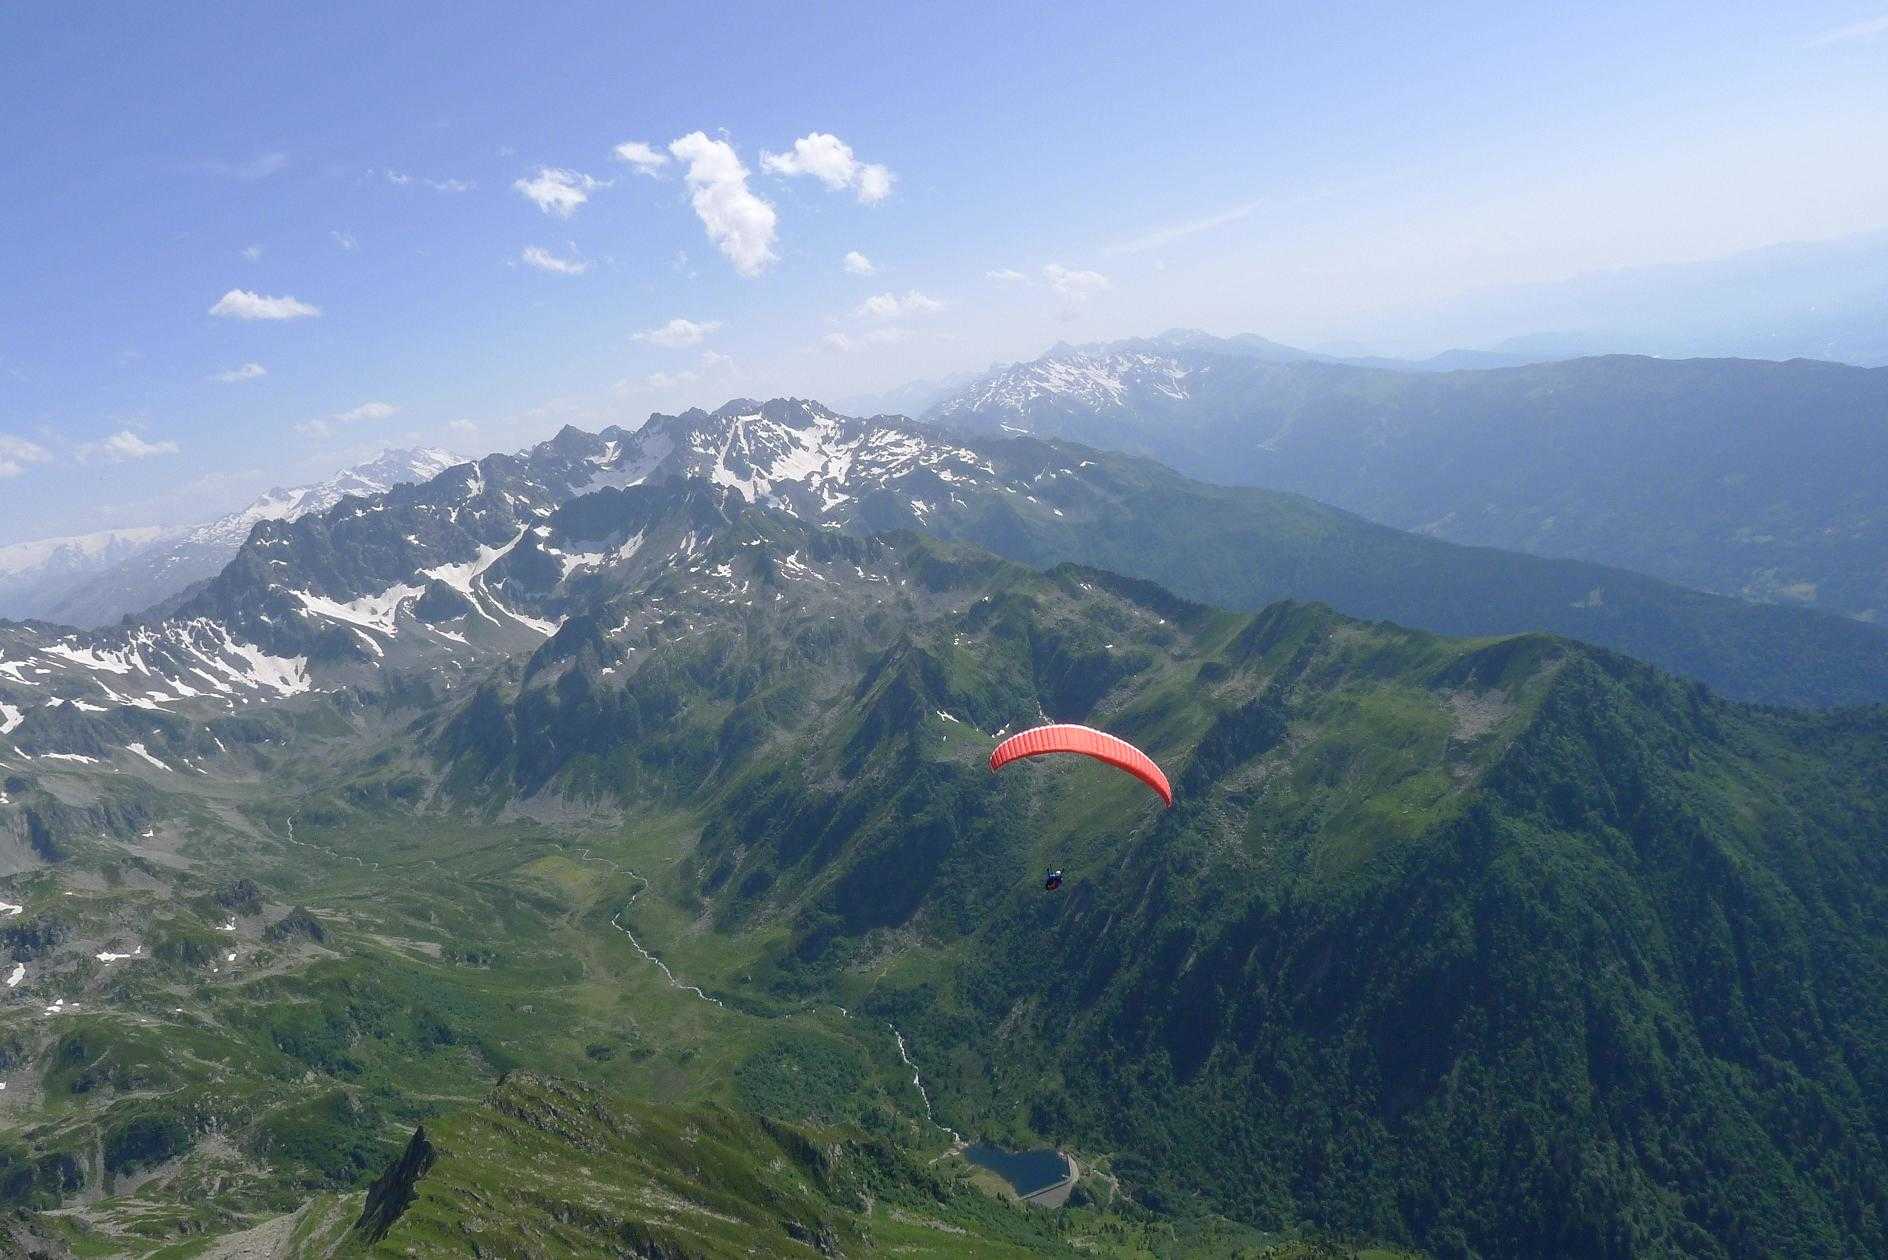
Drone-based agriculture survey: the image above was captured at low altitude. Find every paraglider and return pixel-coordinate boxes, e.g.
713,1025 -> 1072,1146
990,724 -> 1172,892
988,724 -> 1173,807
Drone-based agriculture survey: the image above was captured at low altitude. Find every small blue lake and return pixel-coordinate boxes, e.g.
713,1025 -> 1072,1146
964,1143 -> 1070,1197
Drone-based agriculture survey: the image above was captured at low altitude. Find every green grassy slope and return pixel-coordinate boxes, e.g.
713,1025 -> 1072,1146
431,523 -> 1888,1255
4,516 -> 1885,1257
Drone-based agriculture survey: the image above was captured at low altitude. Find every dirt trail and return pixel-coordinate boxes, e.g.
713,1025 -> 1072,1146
191,1198 -> 323,1258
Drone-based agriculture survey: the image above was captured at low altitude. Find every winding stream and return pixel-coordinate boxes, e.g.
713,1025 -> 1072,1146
552,841 -> 957,1142
278,822 -> 959,1145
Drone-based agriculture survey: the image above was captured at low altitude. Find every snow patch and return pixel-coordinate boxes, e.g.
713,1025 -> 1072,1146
125,742 -> 172,772
291,582 -> 424,638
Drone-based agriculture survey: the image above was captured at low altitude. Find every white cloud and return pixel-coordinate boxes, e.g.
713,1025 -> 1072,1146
1104,202 -> 1262,255
1043,264 -> 1111,317
667,133 -> 778,275
78,430 -> 180,463
634,317 -> 722,348
241,244 -> 263,263
1806,13 -> 1888,45
986,268 -> 1028,283
856,290 -> 943,320
843,250 -> 876,276
513,167 -> 607,218
0,436 -> 52,478
521,245 -> 590,275
211,362 -> 267,383
448,418 -> 479,438
856,163 -> 894,204
335,401 -> 396,424
760,132 -> 894,204
613,141 -> 670,176
331,230 -> 358,251
298,401 -> 397,439
761,133 -> 855,189
208,289 -> 321,320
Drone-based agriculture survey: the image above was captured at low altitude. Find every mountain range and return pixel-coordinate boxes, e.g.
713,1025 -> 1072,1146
924,333 -> 1888,623
3,399 -> 1888,1256
2,401 -> 1887,780
1352,228 -> 1888,368
0,448 -> 459,629
0,527 -> 174,625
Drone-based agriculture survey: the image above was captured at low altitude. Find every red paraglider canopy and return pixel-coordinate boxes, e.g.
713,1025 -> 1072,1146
988,724 -> 1173,807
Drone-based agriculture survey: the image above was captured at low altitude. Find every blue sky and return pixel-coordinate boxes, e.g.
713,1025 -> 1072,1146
3,1 -> 1886,544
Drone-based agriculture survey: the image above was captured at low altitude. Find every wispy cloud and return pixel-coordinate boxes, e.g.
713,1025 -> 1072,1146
298,401 -> 397,439
209,289 -> 320,320
1104,201 -> 1261,255
1806,13 -> 1888,45
241,244 -> 263,263
334,401 -> 396,424
822,328 -> 907,353
1043,263 -> 1111,319
205,151 -> 288,181
641,350 -> 734,392
0,435 -> 52,478
613,141 -> 670,176
986,268 -> 1029,284
513,167 -> 607,217
634,317 -> 721,348
78,430 -> 180,462
760,132 -> 894,203
384,169 -> 474,192
520,245 -> 589,275
668,133 -> 778,275
856,290 -> 943,320
331,230 -> 358,252
843,251 -> 876,276
211,362 -> 267,383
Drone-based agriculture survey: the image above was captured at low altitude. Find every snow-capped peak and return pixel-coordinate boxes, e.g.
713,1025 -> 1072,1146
192,448 -> 464,548
0,526 -> 177,583
929,347 -> 1192,424
14,448 -> 464,629
573,398 -> 997,522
